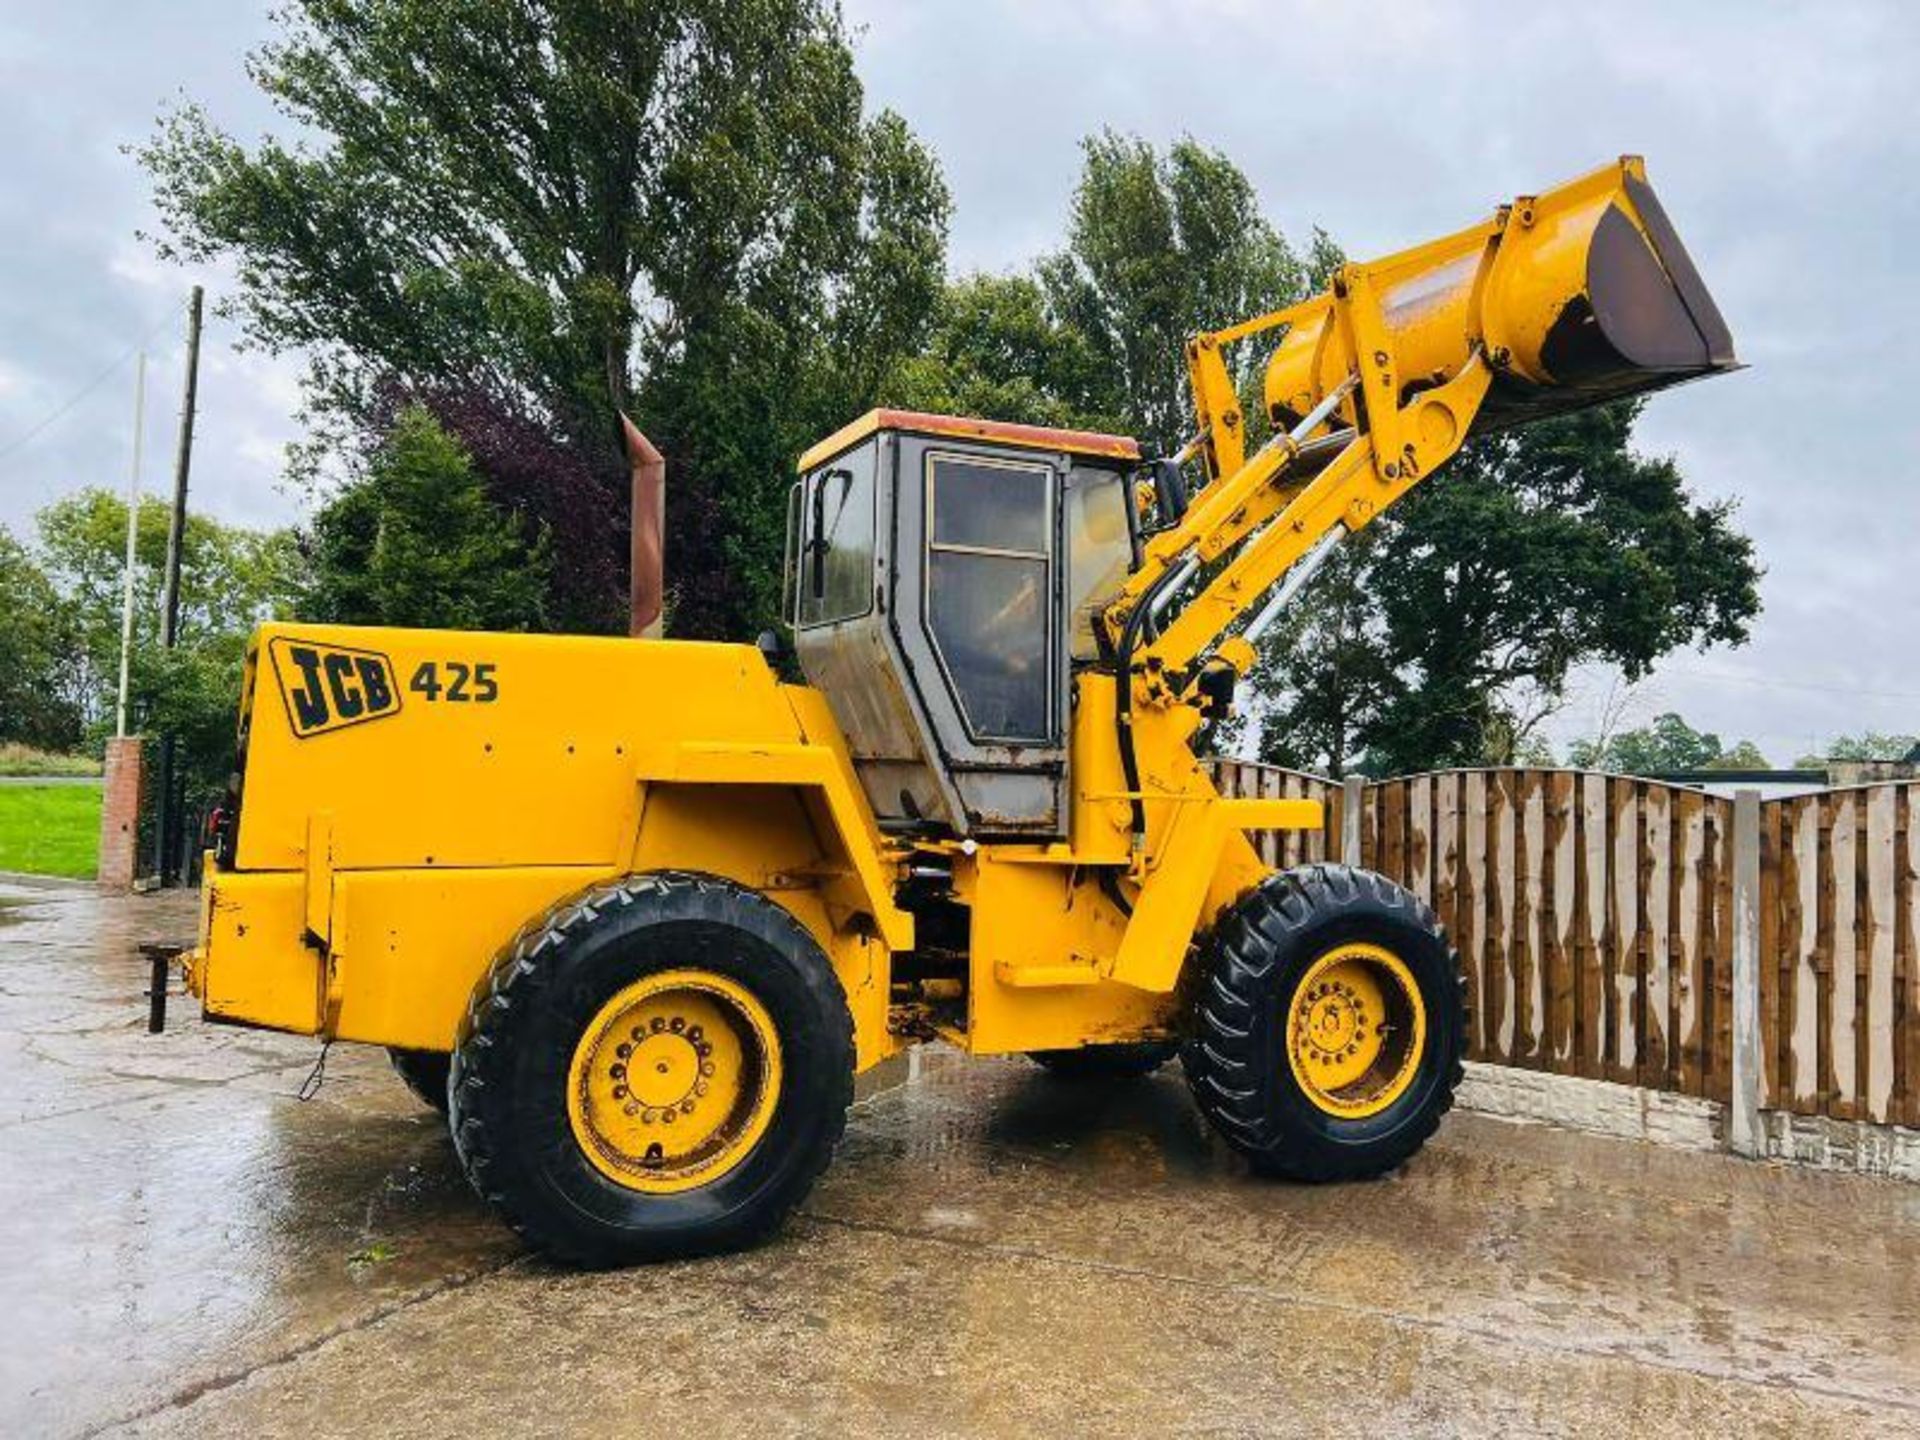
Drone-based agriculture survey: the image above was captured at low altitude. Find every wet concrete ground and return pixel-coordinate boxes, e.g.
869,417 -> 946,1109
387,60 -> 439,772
3,881 -> 1918,1438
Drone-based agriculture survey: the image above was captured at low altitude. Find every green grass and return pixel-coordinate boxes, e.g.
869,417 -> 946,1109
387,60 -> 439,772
0,784 -> 103,879
0,743 -> 102,778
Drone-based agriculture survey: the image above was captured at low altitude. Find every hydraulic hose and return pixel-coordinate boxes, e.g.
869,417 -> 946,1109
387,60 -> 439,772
1114,560 -> 1186,857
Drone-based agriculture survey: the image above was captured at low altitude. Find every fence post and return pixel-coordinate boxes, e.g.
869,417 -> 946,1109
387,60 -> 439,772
1342,775 -> 1366,867
1730,788 -> 1764,1158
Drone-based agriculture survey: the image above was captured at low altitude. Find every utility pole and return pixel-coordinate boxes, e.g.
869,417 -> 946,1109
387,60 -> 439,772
151,285 -> 203,887
115,351 -> 147,738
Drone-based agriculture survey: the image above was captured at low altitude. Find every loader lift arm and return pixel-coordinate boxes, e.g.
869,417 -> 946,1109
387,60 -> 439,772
1098,156 -> 1735,848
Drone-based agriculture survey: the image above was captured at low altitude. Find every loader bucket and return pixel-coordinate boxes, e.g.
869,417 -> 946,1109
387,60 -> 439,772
1265,157 -> 1737,435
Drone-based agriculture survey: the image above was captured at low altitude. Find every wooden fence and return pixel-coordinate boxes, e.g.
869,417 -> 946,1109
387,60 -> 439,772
1210,761 -> 1920,1135
1760,785 -> 1920,1127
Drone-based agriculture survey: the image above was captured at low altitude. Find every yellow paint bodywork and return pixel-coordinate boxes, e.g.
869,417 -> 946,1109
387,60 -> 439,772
191,624 -> 912,1070
188,618 -> 1316,1066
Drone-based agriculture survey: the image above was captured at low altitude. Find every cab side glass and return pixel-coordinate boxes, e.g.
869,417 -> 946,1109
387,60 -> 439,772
1066,471 -> 1133,661
925,453 -> 1052,742
796,440 -> 877,628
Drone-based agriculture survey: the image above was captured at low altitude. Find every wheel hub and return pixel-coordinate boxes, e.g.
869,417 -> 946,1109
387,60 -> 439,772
567,970 -> 781,1194
1285,943 -> 1425,1119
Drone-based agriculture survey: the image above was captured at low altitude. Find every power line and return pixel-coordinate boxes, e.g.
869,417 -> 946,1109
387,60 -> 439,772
0,301 -> 187,467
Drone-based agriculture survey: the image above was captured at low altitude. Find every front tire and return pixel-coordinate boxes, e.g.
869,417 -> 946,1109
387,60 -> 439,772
450,871 -> 854,1267
1183,864 -> 1464,1182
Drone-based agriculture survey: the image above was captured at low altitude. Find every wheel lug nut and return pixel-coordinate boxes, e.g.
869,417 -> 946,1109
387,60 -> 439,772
669,1017 -> 685,1033
694,1081 -> 710,1097
662,1109 -> 677,1124
610,1063 -> 626,1079
613,1084 -> 628,1100
688,1025 -> 704,1042
623,1101 -> 640,1116
616,1042 -> 632,1059
700,1061 -> 715,1077
679,1099 -> 695,1115
642,1108 -> 659,1124
650,1017 -> 666,1032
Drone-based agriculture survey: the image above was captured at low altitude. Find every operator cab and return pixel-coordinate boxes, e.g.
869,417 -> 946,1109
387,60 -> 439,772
785,410 -> 1141,839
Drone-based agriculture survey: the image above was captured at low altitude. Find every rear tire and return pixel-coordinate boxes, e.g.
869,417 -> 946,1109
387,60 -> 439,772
450,871 -> 854,1268
1027,1041 -> 1177,1080
1183,864 -> 1464,1182
387,1047 -> 451,1114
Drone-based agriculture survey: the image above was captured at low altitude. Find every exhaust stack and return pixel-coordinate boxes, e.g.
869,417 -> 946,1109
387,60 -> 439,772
622,414 -> 664,639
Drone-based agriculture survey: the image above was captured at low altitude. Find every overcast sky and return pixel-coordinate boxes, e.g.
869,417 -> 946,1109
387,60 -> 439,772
2,1 -> 1916,761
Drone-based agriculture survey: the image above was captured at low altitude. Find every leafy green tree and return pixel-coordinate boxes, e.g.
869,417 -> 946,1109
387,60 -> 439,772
0,528 -> 83,749
1254,402 -> 1762,774
303,405 -> 550,631
1708,740 -> 1771,770
35,490 -> 298,735
140,0 -> 950,639
1036,131 -> 1325,452
1567,712 -> 1767,775
883,274 -> 1117,431
1795,732 -> 1920,766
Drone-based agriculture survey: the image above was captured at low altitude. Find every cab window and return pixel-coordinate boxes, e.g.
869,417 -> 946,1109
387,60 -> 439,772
924,453 -> 1053,742
1066,471 -> 1133,661
794,440 -> 877,627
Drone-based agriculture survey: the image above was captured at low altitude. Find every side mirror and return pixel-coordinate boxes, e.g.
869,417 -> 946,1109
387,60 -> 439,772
1150,458 -> 1190,525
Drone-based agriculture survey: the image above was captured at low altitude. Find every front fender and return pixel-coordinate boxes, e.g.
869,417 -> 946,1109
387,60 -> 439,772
1106,796 -> 1322,992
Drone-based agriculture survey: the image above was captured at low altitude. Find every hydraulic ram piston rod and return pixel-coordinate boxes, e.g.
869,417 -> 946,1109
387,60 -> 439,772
1140,378 -> 1356,627
1242,525 -> 1347,644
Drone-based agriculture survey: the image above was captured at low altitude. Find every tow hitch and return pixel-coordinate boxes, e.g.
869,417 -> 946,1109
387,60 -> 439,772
140,942 -> 185,1033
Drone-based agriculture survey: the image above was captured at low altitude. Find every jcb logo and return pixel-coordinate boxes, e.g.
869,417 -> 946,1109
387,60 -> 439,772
269,638 -> 402,739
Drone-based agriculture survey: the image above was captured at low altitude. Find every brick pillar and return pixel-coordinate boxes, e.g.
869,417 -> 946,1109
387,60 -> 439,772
98,736 -> 144,890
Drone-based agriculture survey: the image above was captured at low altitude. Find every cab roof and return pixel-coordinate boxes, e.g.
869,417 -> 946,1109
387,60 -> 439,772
797,408 -> 1140,473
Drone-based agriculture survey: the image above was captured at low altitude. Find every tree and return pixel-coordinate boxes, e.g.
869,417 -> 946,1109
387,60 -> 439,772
303,405 -> 550,631
1796,732 -> 1920,766
1567,712 -> 1768,775
26,492 -> 295,813
1254,401 -> 1762,774
140,0 -> 950,639
35,490 -> 298,736
882,274 -> 1118,432
1707,740 -> 1771,771
367,383 -> 628,633
0,529 -> 83,749
1036,131 -> 1327,453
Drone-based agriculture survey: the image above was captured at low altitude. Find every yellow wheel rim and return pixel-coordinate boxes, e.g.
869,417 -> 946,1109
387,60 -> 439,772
1284,943 -> 1426,1120
566,969 -> 783,1195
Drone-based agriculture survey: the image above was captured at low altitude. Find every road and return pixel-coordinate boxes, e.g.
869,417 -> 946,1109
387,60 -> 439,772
2,879 -> 1917,1437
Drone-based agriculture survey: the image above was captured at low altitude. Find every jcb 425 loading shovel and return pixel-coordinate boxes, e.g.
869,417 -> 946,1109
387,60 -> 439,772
178,157 -> 1736,1266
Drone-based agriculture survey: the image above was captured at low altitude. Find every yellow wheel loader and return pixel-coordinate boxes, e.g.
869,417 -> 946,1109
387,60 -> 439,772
179,157 -> 1736,1265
